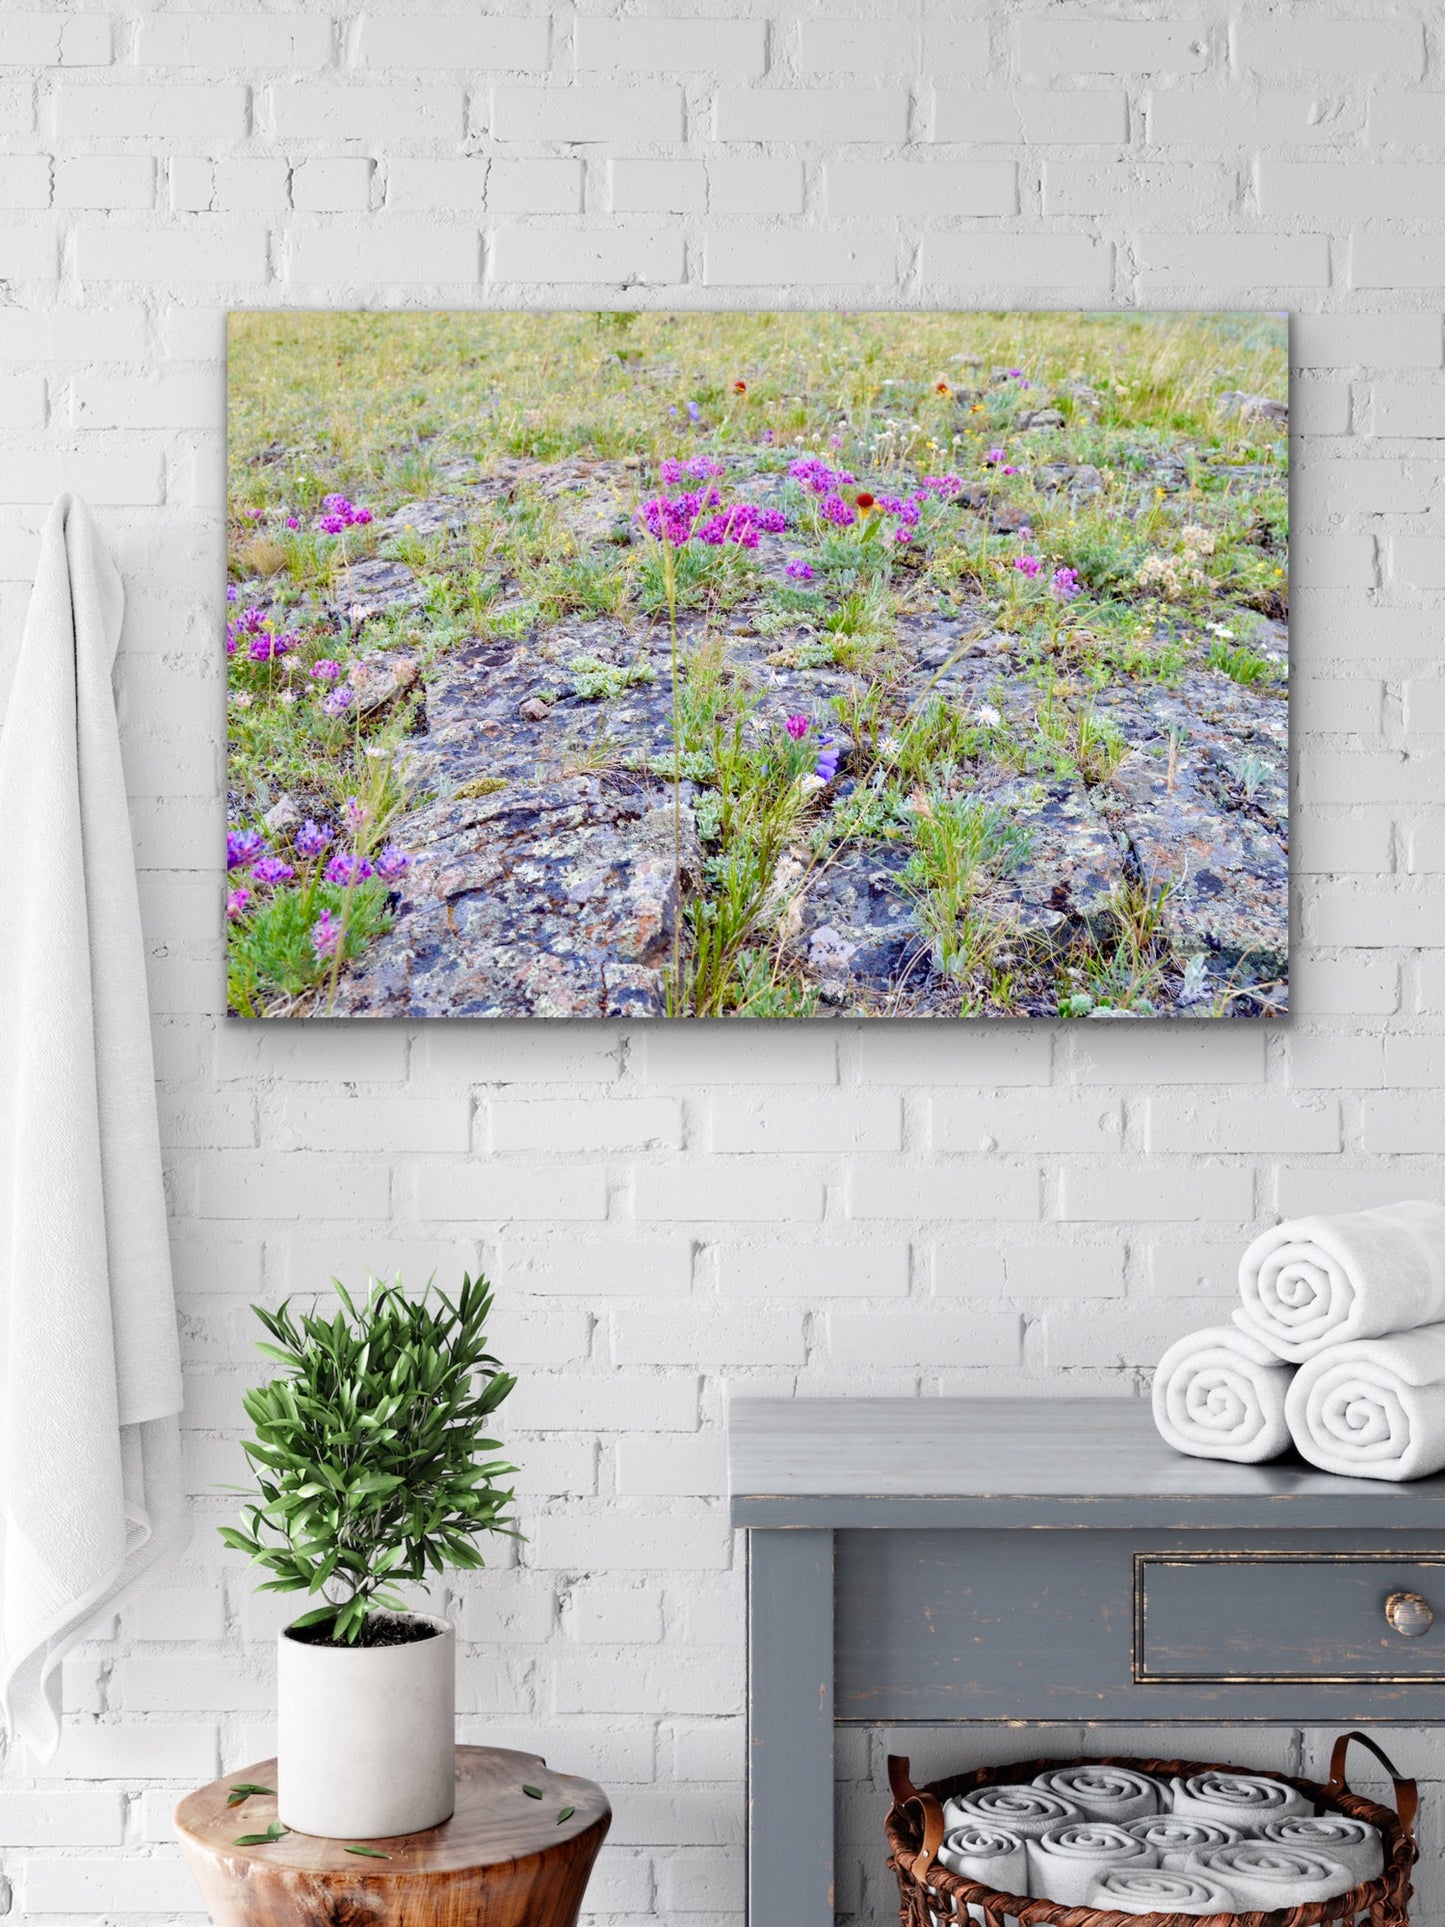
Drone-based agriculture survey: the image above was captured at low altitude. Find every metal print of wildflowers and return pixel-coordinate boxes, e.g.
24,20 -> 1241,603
225,311 -> 1288,1020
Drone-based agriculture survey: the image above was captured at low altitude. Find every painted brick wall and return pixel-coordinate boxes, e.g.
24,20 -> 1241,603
0,2 -> 1443,1923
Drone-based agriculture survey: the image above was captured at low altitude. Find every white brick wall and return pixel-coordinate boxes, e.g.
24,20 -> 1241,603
0,1 -> 1443,1922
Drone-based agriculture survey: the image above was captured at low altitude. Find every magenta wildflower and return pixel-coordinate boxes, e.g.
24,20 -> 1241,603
248,630 -> 292,664
1014,554 -> 1043,579
285,515 -> 300,530
322,686 -> 354,717
1018,524 -> 1033,539
659,455 -> 724,485
1001,464 -> 1018,476
788,457 -> 857,496
310,658 -> 343,682
310,909 -> 342,959
324,853 -> 374,886
985,447 -> 1005,466
343,797 -> 370,832
815,736 -> 840,783
820,492 -> 855,528
226,888 -> 252,920
316,494 -> 372,534
893,525 -> 914,544
784,558 -> 815,582
252,855 -> 295,887
785,714 -> 810,741
227,828 -> 264,870
294,819 -> 332,859
375,844 -> 410,880
226,584 -> 238,604
1051,566 -> 1081,601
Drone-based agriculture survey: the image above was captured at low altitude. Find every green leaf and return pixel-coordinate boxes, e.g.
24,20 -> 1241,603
226,1782 -> 275,1806
522,1785 -> 544,1800
344,1845 -> 391,1858
556,1806 -> 576,1824
234,1821 -> 289,1846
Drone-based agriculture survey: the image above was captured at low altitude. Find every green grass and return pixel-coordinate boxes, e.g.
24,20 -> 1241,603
227,310 -> 1288,1017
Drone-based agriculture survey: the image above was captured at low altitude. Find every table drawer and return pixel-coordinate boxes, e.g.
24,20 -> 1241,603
1137,1552 -> 1445,1682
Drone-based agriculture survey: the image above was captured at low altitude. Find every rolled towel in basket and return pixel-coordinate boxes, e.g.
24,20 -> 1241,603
1257,1814 -> 1384,1885
1235,1201 -> 1445,1362
1088,1869 -> 1239,1916
1033,1765 -> 1162,1825
1286,1325 -> 1445,1481
944,1784 -> 1081,1840
1187,1839 -> 1356,1905
937,1823 -> 1029,1893
1171,1771 -> 1312,1827
1125,1815 -> 1240,1870
1152,1326 -> 1293,1463
1026,1823 -> 1158,1906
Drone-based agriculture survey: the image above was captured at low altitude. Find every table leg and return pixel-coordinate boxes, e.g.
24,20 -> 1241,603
747,1530 -> 834,1927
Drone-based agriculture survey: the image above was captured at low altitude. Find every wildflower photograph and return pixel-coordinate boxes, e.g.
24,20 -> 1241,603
225,310 -> 1288,1020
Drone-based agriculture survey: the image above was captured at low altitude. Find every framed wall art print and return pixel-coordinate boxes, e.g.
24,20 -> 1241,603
225,310 -> 1288,1021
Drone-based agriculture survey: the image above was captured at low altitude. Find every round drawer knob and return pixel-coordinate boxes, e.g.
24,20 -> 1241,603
1385,1590 -> 1434,1638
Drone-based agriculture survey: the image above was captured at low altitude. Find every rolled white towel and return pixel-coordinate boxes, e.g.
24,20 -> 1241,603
1235,1200 -> 1445,1362
1089,1868 -> 1238,1915
944,1784 -> 1081,1841
1026,1823 -> 1157,1905
1124,1815 -> 1240,1870
1171,1771 -> 1312,1827
1187,1839 -> 1356,1905
1258,1814 -> 1384,1885
1032,1765 -> 1162,1825
1286,1325 -> 1445,1481
937,1823 -> 1029,1893
1152,1326 -> 1293,1463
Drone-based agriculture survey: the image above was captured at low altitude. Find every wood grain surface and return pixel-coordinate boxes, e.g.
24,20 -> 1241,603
175,1745 -> 610,1927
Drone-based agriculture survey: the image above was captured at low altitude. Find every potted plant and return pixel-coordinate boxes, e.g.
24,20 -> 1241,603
221,1273 -> 516,1839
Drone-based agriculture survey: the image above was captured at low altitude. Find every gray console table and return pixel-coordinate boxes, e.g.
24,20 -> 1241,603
728,1397 -> 1445,1927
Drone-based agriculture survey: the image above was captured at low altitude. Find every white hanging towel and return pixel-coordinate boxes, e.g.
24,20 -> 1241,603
1285,1325 -> 1445,1482
1235,1201 -> 1445,1362
0,495 -> 188,1759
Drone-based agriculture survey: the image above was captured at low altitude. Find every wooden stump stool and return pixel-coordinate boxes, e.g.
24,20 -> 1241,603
176,1745 -> 610,1927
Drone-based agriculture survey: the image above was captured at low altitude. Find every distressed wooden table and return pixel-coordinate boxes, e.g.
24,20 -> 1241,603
175,1744 -> 609,1927
728,1397 -> 1445,1927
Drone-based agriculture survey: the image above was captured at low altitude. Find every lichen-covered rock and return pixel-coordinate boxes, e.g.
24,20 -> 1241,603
339,558 -> 420,625
329,777 -> 695,1018
349,649 -> 420,718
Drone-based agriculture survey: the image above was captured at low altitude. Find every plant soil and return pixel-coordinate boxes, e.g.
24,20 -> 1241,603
286,1611 -> 441,1649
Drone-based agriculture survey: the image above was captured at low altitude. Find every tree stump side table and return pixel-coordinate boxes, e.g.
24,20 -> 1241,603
175,1745 -> 610,1927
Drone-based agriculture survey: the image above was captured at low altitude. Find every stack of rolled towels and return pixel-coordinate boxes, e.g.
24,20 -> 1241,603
1152,1200 -> 1445,1480
935,1764 -> 1381,1911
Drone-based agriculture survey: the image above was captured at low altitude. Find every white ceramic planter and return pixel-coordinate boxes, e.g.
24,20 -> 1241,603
277,1613 -> 456,1838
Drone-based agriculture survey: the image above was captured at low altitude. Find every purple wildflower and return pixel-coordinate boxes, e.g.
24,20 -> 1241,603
784,558 -> 815,582
893,525 -> 914,544
819,492 -> 855,528
310,658 -> 343,682
322,686 -> 354,717
659,455 -> 725,485
226,888 -> 251,919
985,447 -> 1005,466
227,829 -> 264,870
343,797 -> 370,832
1014,554 -> 1043,579
294,819 -> 332,859
226,584 -> 238,604
310,909 -> 342,958
1018,524 -> 1033,539
687,401 -> 701,423
1051,566 -> 1082,602
785,714 -> 810,741
316,494 -> 372,534
375,844 -> 410,880
285,515 -> 300,530
248,630 -> 292,664
324,853 -> 374,886
252,856 -> 295,887
814,736 -> 840,783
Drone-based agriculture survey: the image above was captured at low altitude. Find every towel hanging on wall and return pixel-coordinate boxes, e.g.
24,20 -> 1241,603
0,494 -> 189,1759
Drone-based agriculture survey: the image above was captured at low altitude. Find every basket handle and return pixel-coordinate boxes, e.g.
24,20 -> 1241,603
1326,1729 -> 1418,1846
886,1755 -> 947,1880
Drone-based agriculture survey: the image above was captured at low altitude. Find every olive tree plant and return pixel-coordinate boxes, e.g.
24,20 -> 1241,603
221,1273 -> 516,1643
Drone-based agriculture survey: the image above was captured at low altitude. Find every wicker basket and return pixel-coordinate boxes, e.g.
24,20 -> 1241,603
886,1731 -> 1417,1927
